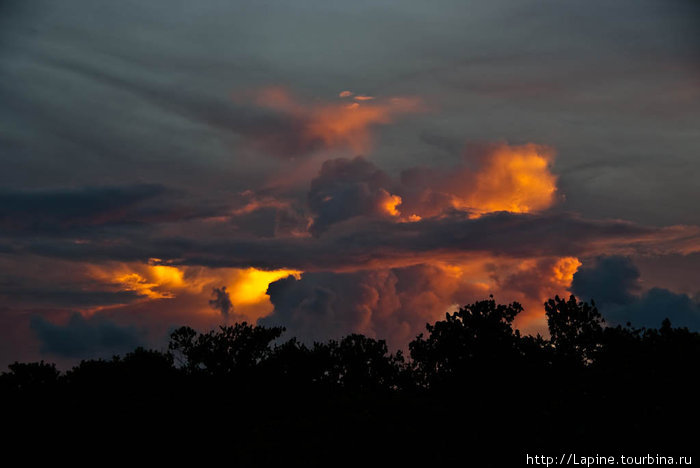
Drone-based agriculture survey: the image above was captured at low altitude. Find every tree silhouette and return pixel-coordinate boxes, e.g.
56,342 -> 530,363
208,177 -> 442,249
0,360 -> 59,393
168,322 -> 284,377
3,294 -> 700,462
409,296 -> 525,390
545,294 -> 604,366
313,334 -> 404,392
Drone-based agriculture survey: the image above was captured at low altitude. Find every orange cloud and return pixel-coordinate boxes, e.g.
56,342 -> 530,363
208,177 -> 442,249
303,96 -> 422,153
491,255 -> 582,331
251,87 -> 423,155
551,256 -> 582,286
377,190 -> 402,217
399,143 -> 559,220
457,143 -> 557,216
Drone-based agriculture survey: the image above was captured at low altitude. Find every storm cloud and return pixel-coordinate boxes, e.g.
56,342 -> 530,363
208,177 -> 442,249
262,265 -> 485,348
572,256 -> 700,330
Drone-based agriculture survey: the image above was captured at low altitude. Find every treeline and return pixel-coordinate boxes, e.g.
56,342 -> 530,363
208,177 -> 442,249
3,295 -> 698,464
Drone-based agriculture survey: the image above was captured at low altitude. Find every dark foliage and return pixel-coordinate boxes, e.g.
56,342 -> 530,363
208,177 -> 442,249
545,294 -> 605,366
168,322 -> 284,376
409,296 -> 526,390
2,295 -> 698,464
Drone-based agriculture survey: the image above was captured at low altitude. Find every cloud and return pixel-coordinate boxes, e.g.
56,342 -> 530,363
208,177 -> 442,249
571,256 -> 640,306
262,265 -> 487,348
30,313 -> 145,359
398,143 -> 558,219
459,143 -> 558,215
609,288 -> 700,330
228,190 -> 310,238
305,143 -> 559,234
571,256 -> 700,330
36,57 -> 422,160
0,184 -> 160,228
304,142 -> 558,234
261,254 -> 583,347
245,87 -> 424,157
0,254 -> 152,310
30,57 -> 419,161
308,156 -> 402,234
209,286 -> 233,317
499,256 -> 581,303
1,153 -> 697,285
0,287 -> 142,309
261,253 -> 700,346
0,184 -> 217,235
7,208 -> 698,275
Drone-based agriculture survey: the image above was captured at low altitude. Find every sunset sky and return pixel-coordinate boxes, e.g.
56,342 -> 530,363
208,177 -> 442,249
1,0 -> 699,367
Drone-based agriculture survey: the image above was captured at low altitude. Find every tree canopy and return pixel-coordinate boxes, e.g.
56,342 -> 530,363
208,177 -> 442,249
2,294 -> 698,463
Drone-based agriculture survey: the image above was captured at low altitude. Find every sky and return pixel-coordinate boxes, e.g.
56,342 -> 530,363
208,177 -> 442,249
1,0 -> 699,367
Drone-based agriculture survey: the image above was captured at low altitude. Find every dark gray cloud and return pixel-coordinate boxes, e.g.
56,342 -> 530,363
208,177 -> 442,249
263,273 -> 357,343
308,157 -> 397,234
0,184 -> 164,232
30,313 -> 145,359
609,287 -> 700,330
209,286 -> 233,317
0,286 -> 142,309
572,256 -> 700,330
262,264 -> 484,347
571,256 -> 641,306
4,209 -> 696,272
227,190 -> 309,238
0,184 -> 228,237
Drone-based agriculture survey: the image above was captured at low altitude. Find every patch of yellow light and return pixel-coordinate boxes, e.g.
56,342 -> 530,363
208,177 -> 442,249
149,265 -> 185,288
458,143 -> 558,217
112,272 -> 174,299
91,263 -> 188,299
229,268 -> 301,305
